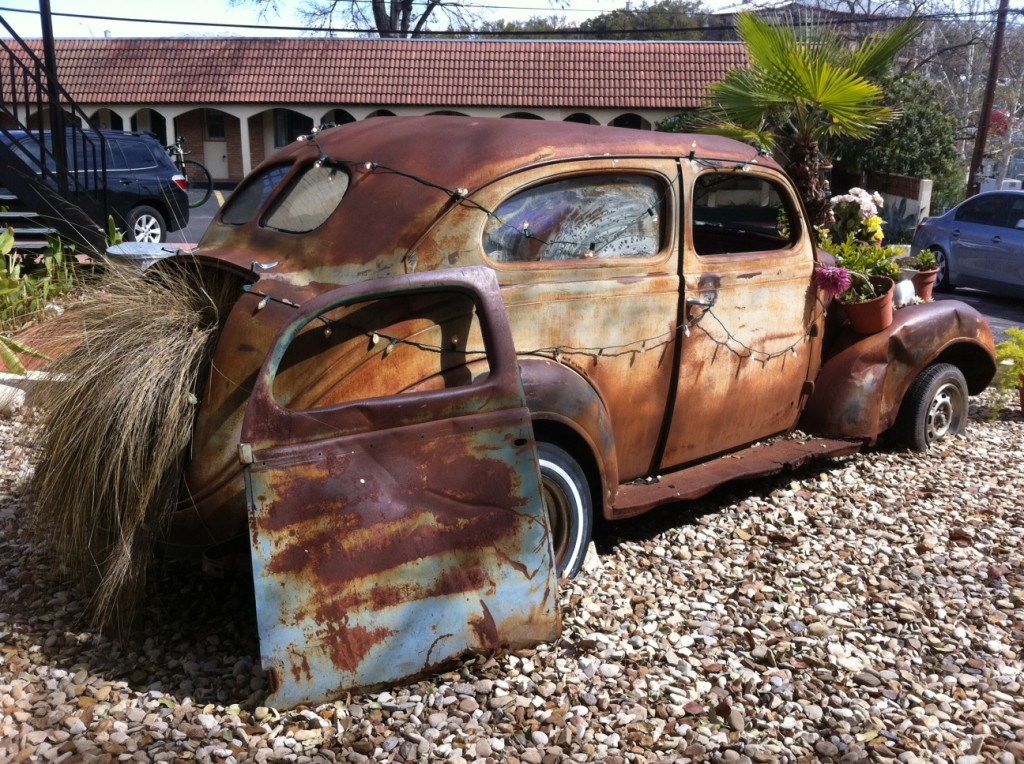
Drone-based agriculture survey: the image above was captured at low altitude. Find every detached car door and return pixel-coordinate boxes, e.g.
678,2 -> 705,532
240,266 -> 558,709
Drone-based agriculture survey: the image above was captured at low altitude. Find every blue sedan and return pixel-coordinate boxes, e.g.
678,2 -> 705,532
911,191 -> 1024,299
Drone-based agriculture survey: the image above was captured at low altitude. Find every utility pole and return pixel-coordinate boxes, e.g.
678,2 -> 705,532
966,0 -> 1010,198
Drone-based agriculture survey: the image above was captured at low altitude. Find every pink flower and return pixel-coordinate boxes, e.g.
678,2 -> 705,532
813,265 -> 852,297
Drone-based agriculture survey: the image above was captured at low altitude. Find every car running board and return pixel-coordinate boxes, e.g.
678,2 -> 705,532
612,437 -> 862,519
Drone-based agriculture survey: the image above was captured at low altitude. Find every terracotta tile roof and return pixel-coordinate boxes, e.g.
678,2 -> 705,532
14,38 -> 747,109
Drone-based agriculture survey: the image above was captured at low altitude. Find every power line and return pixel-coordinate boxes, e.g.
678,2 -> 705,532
1,3 -> 1022,38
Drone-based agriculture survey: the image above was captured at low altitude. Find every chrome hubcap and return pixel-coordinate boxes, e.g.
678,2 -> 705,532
926,382 -> 964,442
134,216 -> 160,242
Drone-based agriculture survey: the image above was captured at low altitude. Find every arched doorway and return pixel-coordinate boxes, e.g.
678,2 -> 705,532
130,109 -> 167,143
610,113 -> 651,131
565,113 -> 598,125
322,109 -> 356,127
503,112 -> 543,120
91,108 -> 124,131
171,108 -> 239,182
26,109 -> 81,130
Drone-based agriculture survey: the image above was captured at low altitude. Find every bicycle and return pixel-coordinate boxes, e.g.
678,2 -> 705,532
165,135 -> 213,209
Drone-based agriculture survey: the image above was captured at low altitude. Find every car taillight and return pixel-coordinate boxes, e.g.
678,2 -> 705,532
173,174 -> 188,192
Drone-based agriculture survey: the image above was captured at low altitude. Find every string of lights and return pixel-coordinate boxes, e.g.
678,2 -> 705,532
244,129 -> 828,368
262,296 -> 828,368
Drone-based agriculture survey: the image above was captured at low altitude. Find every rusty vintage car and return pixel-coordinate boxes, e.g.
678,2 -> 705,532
144,117 -> 994,706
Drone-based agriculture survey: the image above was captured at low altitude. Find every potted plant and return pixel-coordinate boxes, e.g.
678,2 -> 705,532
901,246 -> 937,301
900,249 -> 940,302
816,231 -> 903,332
814,264 -> 895,334
994,327 -> 1024,412
829,188 -> 886,246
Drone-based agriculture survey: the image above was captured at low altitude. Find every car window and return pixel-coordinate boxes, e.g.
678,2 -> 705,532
956,196 -> 1008,227
117,139 -> 158,170
222,165 -> 291,225
105,141 -> 128,171
65,135 -> 103,173
273,290 -> 488,410
692,172 -> 799,256
263,163 -> 350,233
16,135 -> 55,172
483,174 -> 665,263
1004,196 -> 1024,229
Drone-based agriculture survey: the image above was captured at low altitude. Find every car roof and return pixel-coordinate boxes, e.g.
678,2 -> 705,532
264,115 -> 779,194
194,116 -> 780,293
1,128 -> 156,141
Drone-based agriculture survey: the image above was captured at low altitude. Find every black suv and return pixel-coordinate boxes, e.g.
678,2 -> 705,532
0,129 -> 189,243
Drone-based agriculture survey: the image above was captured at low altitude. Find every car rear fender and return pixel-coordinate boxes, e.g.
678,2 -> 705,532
799,300 -> 996,442
517,358 -> 617,520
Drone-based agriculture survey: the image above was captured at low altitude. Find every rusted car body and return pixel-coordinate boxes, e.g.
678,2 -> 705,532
155,117 -> 995,706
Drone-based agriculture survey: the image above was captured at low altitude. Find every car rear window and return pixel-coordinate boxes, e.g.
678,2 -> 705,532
118,139 -> 159,170
956,195 -> 1010,227
263,163 -> 350,233
483,174 -> 665,263
222,165 -> 291,225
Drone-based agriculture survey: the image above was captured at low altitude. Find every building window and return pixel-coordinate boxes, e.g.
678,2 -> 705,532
205,111 -> 226,141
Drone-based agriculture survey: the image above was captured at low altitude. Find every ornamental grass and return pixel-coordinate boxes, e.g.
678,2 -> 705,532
27,259 -> 240,637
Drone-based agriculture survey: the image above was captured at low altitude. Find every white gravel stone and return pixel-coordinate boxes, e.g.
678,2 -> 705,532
3,394 -> 1024,762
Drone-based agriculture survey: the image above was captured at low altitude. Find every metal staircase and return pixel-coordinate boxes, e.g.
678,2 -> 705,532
0,13 -> 107,254
0,187 -> 56,252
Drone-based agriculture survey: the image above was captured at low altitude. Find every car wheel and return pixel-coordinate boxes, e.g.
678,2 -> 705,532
895,363 -> 968,451
933,248 -> 954,292
537,442 -> 593,579
127,206 -> 166,243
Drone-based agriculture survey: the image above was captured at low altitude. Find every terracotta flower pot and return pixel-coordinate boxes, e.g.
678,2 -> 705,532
840,276 -> 895,334
910,268 -> 940,302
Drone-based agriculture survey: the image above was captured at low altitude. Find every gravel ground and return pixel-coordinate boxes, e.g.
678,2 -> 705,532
1,392 -> 1022,763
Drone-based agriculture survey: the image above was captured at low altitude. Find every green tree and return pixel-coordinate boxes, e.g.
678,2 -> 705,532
697,12 -> 921,228
832,72 -> 964,211
460,16 -> 572,38
579,0 -> 706,40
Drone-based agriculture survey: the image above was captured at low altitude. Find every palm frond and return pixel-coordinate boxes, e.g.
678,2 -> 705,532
698,119 -> 775,153
845,18 -> 923,79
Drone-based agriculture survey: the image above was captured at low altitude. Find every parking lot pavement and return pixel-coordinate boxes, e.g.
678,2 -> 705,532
168,188 -> 227,246
935,290 -> 1023,344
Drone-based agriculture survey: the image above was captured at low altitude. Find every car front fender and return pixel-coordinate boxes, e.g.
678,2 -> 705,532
799,300 -> 996,442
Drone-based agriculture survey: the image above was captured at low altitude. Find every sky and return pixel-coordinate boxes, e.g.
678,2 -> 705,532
0,0 -> 672,38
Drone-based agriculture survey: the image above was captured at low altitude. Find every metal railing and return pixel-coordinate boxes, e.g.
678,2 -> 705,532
0,13 -> 107,251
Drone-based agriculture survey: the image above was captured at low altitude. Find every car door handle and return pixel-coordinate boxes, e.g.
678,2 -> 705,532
686,296 -> 716,322
951,229 -> 961,238
992,235 -> 1001,243
118,178 -> 132,185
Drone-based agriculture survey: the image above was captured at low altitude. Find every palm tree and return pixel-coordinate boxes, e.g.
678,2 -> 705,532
703,13 -> 922,229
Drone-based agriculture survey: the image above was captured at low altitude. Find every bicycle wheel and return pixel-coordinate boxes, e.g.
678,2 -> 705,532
182,159 -> 213,209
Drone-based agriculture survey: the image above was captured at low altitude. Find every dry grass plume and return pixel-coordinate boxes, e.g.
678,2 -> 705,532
27,258 -> 241,637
